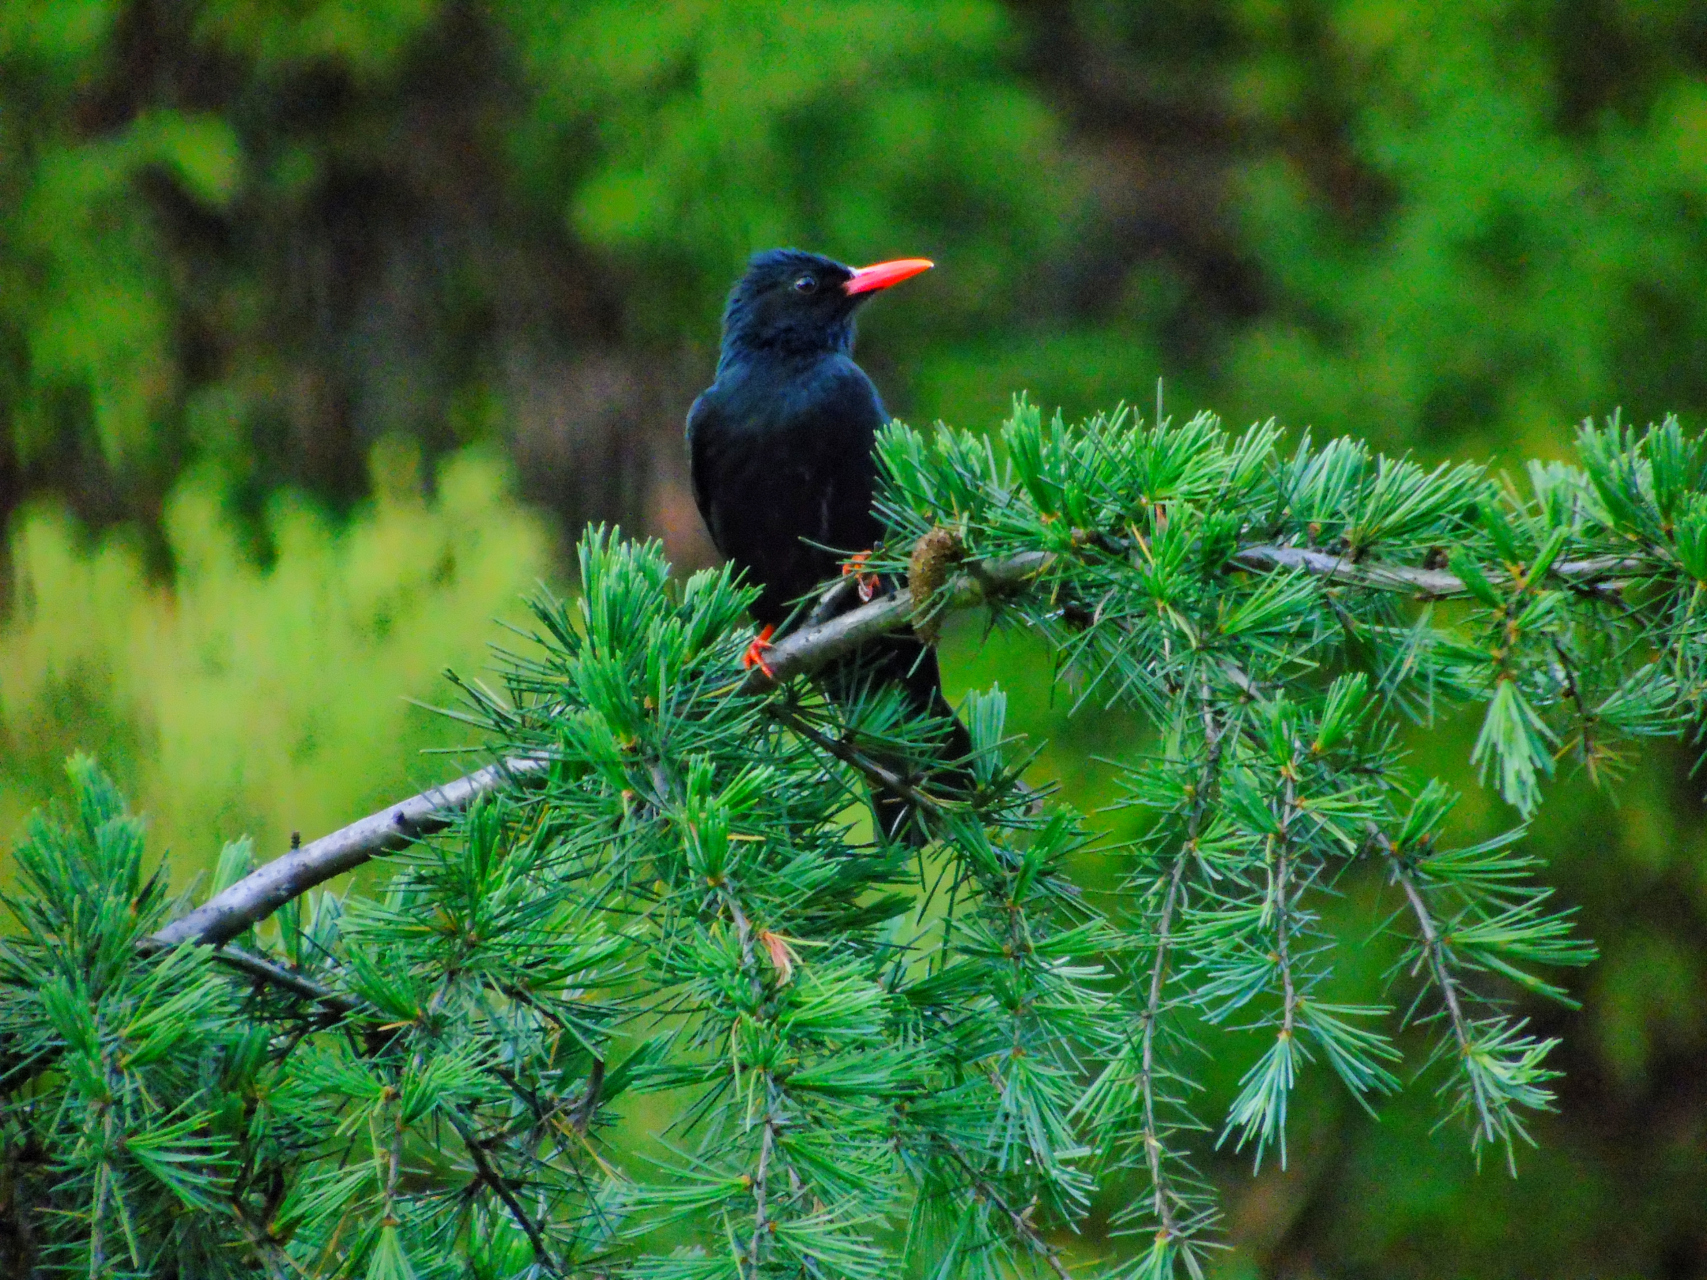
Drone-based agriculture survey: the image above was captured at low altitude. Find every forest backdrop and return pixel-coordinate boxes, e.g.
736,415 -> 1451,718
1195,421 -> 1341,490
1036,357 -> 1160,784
3,1 -> 1706,1275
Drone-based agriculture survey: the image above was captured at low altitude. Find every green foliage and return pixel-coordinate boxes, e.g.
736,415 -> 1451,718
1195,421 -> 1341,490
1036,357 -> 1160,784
0,443 -> 552,864
1219,0 -> 1707,453
0,756 -> 249,1276
874,399 -> 1701,1269
0,0 -> 1075,514
0,523 -> 1109,1277
9,404 -> 1704,1276
503,0 -> 1074,343
12,0 -> 1707,517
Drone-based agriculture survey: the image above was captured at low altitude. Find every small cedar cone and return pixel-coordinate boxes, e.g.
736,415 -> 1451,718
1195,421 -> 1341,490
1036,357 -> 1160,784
909,526 -> 965,645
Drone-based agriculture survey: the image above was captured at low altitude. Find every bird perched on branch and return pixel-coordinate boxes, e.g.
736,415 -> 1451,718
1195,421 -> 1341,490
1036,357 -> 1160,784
686,248 -> 971,842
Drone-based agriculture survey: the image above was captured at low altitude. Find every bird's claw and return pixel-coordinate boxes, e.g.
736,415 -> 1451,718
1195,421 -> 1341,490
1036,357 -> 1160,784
842,552 -> 882,603
742,625 -> 778,677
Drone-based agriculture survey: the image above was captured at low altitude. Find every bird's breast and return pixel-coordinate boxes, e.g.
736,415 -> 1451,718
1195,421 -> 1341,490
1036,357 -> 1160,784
689,357 -> 886,622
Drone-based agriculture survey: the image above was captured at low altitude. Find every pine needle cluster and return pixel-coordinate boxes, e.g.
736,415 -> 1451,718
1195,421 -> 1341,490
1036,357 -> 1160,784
4,401 -> 1703,1277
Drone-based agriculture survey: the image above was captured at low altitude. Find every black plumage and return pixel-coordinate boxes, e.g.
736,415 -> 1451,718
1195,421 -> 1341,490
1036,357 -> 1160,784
686,248 -> 970,841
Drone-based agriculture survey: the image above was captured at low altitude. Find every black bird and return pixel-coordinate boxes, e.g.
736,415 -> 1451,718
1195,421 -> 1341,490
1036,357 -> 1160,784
687,248 -> 971,842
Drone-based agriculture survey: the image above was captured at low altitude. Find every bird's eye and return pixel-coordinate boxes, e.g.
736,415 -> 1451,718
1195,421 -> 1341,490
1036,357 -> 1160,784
793,274 -> 818,294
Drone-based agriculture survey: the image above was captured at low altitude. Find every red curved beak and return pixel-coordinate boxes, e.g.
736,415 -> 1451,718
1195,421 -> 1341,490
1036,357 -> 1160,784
843,257 -> 934,295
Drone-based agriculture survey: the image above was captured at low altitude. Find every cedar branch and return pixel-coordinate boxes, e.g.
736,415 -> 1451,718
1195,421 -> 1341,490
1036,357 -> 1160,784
149,539 -> 1646,951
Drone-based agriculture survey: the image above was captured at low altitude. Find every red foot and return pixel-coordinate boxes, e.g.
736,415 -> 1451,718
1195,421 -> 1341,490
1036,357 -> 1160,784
842,551 -> 881,603
742,624 -> 778,677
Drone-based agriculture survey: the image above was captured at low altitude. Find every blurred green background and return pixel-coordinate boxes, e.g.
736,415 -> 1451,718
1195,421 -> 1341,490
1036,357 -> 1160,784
3,0 -> 1705,1274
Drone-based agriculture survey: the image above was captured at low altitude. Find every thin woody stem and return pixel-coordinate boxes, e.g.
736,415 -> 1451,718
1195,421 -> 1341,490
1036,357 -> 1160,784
1228,545 -> 1643,598
1138,693 -> 1225,1239
1364,824 -> 1475,1063
1139,854 -> 1188,1236
1391,855 -> 1473,1060
715,861 -> 781,1277
205,946 -> 359,1017
1251,745 -> 1305,1170
767,705 -> 944,815
1274,745 -> 1306,1051
447,1110 -> 563,1278
935,1139 -> 1073,1280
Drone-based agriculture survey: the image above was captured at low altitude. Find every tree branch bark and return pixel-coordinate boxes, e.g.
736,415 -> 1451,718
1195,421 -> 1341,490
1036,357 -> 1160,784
151,757 -> 550,948
147,550 -> 1053,950
741,549 -> 1052,688
149,538 -> 1647,952
1228,545 -> 1643,597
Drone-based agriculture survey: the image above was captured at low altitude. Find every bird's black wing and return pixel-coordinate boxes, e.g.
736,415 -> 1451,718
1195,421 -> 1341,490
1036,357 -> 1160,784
806,359 -> 886,557
685,389 -> 730,558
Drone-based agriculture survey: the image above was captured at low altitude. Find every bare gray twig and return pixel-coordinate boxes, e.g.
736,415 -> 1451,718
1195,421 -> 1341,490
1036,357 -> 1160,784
151,757 -> 550,949
1230,545 -> 1643,597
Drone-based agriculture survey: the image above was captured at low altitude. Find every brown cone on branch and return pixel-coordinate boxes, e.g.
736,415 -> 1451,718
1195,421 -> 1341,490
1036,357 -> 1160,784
909,526 -> 965,646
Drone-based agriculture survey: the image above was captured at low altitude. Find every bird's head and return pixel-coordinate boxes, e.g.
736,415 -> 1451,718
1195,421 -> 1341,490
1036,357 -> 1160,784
718,248 -> 933,367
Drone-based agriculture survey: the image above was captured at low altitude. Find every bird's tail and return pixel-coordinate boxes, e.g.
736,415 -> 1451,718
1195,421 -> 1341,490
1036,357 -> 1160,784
825,635 -> 974,848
